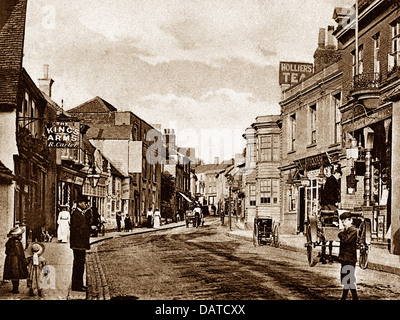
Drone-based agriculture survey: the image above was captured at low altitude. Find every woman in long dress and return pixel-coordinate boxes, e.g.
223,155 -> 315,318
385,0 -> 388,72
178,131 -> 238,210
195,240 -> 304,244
153,208 -> 161,228
57,205 -> 71,242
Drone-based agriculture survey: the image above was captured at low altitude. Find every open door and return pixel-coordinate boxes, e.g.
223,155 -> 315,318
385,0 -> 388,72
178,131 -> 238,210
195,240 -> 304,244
298,187 -> 306,233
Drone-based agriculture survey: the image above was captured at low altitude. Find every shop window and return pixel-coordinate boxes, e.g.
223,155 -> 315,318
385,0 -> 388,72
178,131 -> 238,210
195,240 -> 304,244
288,186 -> 297,211
306,179 -> 319,218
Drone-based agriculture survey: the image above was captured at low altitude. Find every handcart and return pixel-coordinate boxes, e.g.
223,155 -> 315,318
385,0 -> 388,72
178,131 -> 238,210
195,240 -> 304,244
253,216 -> 280,247
304,209 -> 371,269
185,210 -> 196,227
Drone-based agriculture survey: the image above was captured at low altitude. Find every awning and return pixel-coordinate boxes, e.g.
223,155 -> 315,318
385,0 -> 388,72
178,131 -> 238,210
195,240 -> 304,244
178,192 -> 192,203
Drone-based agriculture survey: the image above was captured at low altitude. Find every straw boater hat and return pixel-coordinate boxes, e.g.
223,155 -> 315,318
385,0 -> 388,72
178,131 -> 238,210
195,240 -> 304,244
26,242 -> 45,257
7,226 -> 25,238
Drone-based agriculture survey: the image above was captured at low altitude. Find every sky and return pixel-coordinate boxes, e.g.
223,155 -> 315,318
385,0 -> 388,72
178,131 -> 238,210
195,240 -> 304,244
22,0 -> 355,163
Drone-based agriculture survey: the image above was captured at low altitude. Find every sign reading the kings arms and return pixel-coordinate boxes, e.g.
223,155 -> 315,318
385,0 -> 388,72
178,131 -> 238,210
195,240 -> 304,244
46,121 -> 80,148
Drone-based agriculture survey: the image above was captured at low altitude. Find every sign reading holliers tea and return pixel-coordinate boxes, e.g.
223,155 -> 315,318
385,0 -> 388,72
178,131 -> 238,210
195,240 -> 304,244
46,121 -> 80,148
279,61 -> 313,86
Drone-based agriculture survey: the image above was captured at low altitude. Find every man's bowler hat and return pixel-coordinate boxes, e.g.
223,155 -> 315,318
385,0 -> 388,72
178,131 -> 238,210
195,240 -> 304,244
76,194 -> 89,203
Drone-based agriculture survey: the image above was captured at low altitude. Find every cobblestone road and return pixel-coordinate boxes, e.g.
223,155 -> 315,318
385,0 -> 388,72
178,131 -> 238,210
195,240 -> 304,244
86,220 -> 400,300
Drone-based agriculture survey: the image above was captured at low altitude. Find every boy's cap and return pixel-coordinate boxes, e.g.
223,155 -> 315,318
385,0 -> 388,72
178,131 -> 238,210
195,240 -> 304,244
340,211 -> 352,220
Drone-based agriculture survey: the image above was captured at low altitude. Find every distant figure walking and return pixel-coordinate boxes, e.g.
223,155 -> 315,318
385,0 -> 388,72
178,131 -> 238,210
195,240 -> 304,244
193,205 -> 201,228
57,205 -> 70,243
153,208 -> 161,228
124,215 -> 132,232
147,207 -> 154,228
116,211 -> 122,232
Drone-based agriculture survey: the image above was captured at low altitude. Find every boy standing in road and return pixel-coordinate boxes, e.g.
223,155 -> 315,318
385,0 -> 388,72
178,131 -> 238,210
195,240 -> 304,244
338,211 -> 359,300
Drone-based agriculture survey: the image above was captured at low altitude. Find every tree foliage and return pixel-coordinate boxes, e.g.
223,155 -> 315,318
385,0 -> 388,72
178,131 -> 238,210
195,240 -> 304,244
161,171 -> 175,202
161,171 -> 176,220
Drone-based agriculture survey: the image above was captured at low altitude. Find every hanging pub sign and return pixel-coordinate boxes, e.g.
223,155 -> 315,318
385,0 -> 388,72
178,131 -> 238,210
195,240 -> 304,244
46,121 -> 80,148
279,61 -> 313,86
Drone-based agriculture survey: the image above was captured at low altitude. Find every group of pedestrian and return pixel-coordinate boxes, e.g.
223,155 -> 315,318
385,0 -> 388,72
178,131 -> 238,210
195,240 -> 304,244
146,207 -> 161,228
3,226 -> 47,297
2,178 -> 359,299
116,211 -> 133,232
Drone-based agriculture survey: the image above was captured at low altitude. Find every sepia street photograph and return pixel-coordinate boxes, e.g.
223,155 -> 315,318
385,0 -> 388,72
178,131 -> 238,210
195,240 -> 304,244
1,0 -> 400,315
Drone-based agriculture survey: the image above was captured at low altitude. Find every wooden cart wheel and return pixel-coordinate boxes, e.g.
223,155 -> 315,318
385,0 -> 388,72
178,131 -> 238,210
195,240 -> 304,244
272,224 -> 280,248
306,222 -> 318,267
253,223 -> 259,247
363,218 -> 372,246
358,219 -> 371,269
359,246 -> 369,270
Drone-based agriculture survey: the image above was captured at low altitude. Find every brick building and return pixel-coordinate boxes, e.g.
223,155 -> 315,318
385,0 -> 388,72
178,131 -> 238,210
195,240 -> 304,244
67,97 -> 162,226
243,115 -> 282,228
279,27 -> 343,235
333,0 -> 400,252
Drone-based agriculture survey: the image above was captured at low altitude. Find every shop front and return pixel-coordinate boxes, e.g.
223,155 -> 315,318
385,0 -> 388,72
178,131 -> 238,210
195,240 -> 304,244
341,100 -> 392,244
283,152 -> 339,234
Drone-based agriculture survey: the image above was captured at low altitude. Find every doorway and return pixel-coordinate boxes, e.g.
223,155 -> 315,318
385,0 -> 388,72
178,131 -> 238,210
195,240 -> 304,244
298,187 -> 306,233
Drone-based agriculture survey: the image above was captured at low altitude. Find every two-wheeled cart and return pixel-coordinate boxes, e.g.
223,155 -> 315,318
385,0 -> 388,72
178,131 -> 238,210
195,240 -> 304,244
185,210 -> 196,227
253,216 -> 280,247
304,209 -> 371,269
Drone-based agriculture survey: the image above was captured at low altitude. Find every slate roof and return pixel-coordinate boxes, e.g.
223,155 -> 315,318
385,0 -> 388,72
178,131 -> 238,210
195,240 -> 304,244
194,162 -> 231,174
0,0 -> 27,110
0,160 -> 14,182
0,69 -> 20,108
86,125 -> 133,140
67,96 -> 117,113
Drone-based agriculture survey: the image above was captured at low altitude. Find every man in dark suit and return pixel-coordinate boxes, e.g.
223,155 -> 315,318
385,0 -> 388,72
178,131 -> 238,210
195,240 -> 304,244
70,194 -> 93,292
320,167 -> 342,263
321,167 -> 342,211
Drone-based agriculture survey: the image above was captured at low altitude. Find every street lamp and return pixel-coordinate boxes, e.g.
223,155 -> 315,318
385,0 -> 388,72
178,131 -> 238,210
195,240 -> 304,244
86,164 -> 100,188
226,174 -> 234,231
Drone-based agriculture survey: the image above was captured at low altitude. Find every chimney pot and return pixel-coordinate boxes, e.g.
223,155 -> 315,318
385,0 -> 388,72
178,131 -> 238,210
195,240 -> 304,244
38,64 -> 54,97
43,64 -> 49,78
327,25 -> 335,48
318,28 -> 326,48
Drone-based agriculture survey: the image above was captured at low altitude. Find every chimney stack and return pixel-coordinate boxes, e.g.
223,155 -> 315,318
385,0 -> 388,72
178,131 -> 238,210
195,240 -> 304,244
318,28 -> 326,48
314,27 -> 340,72
38,64 -> 54,97
163,128 -> 176,152
327,25 -> 335,48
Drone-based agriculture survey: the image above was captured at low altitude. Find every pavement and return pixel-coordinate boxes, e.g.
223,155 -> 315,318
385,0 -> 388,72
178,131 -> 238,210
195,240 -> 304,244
1,217 -> 399,300
0,220 -> 187,300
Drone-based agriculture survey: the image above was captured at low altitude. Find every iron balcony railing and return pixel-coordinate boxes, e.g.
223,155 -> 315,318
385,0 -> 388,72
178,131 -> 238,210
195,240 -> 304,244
352,72 -> 381,91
